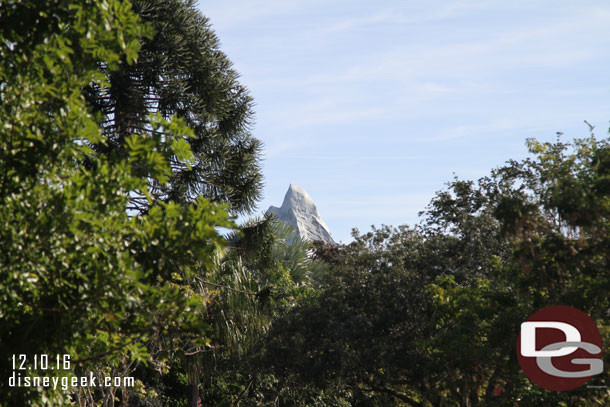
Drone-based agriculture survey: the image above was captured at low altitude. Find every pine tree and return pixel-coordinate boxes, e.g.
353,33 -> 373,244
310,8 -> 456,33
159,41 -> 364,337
0,1 -> 233,405
86,0 -> 263,214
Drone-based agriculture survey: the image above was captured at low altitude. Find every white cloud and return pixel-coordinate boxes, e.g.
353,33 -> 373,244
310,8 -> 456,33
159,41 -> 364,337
199,0 -> 610,241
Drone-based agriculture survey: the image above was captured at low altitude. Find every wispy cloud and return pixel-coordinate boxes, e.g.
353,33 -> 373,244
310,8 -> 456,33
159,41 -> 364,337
269,154 -> 420,160
239,2 -> 610,139
199,0 -> 610,242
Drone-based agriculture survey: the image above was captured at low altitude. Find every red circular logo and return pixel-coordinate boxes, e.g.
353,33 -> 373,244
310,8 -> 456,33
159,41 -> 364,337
517,305 -> 603,391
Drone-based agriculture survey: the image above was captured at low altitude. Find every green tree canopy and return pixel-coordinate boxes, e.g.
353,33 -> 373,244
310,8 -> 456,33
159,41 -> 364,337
85,0 -> 263,214
255,135 -> 610,407
0,1 -> 232,405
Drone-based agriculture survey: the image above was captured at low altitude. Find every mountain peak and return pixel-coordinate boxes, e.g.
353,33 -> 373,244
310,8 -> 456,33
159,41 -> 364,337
267,184 -> 334,243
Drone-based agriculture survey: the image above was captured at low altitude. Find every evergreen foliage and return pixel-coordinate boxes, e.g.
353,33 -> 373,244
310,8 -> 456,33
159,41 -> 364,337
0,1 -> 231,405
3,0 -> 610,406
257,135 -> 610,407
85,0 -> 263,214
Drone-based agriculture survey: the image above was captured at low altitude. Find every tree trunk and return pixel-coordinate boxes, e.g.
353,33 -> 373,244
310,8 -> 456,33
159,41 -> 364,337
189,380 -> 199,407
187,356 -> 200,407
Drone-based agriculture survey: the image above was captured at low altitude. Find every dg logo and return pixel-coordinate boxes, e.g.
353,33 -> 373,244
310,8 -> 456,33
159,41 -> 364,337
517,305 -> 604,391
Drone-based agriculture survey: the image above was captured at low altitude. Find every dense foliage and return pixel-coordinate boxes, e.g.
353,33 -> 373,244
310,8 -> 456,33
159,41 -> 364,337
85,0 -> 262,214
2,0 -> 610,406
0,1 -> 233,405
253,136 -> 610,407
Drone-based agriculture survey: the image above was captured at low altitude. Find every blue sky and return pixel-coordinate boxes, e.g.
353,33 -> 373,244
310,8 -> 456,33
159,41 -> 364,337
197,0 -> 610,243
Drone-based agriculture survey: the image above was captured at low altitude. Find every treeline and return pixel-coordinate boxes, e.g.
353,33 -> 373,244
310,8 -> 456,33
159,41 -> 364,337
1,1 -> 609,406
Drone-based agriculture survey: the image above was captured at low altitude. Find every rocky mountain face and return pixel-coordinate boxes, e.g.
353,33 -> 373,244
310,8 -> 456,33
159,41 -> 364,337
267,184 -> 334,243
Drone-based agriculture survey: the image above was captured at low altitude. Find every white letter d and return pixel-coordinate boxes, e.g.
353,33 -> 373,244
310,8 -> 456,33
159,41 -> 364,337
521,321 -> 581,357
